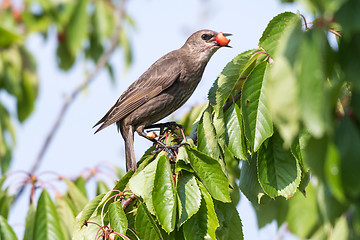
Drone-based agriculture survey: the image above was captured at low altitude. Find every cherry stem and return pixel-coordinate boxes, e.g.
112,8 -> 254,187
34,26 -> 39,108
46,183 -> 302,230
328,29 -> 342,38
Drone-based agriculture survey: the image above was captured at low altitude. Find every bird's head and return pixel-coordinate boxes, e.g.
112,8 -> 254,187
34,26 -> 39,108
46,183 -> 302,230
183,30 -> 232,59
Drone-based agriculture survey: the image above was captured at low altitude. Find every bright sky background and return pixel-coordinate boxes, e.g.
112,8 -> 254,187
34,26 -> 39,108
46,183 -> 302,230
8,0 -> 306,238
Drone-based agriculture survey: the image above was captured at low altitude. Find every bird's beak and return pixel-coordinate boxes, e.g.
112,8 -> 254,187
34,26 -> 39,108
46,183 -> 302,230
222,33 -> 232,37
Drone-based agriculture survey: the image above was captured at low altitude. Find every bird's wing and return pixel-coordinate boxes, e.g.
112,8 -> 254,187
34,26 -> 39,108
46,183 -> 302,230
94,53 -> 182,133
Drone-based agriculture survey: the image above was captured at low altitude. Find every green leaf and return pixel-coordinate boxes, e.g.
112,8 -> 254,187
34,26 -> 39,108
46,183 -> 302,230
290,136 -> 309,195
136,146 -> 157,171
239,155 -> 265,204
212,110 -> 226,152
224,206 -> 243,240
298,30 -> 329,137
0,215 -> 17,240
96,181 -> 109,195
215,202 -> 243,240
325,142 -> 345,202
74,177 -> 88,199
183,181 -> 219,240
304,135 -> 328,182
0,104 -> 15,175
65,0 -> 88,57
72,215 -> 102,240
298,169 -> 310,197
254,197 -> 288,229
76,193 -> 106,229
33,190 -> 65,240
135,203 -> 163,240
175,159 -> 193,173
17,47 -> 38,122
177,172 -> 201,228
330,215 -> 349,240
338,33 -> 360,91
316,183 -> 347,226
109,201 -> 128,235
335,116 -> 360,200
352,91 -> 360,121
187,147 -> 231,202
198,181 -> 219,239
335,0 -> 360,36
257,132 -> 301,199
177,144 -> 190,165
259,12 -> 299,58
86,30 -> 103,62
64,179 -> 88,214
266,18 -> 303,145
241,61 -> 273,152
286,184 -> 320,238
152,153 -> 177,233
0,186 -> 12,219
352,204 -> 360,237
21,11 -> 52,34
113,170 -> 133,192
223,146 -> 241,205
197,107 -> 221,159
225,101 -> 247,160
23,203 -> 36,240
129,156 -> 158,214
93,0 -> 114,38
0,27 -> 22,47
208,49 -> 261,113
55,196 -> 76,239
183,198 -> 208,240
56,42 -> 75,70
2,47 -> 22,97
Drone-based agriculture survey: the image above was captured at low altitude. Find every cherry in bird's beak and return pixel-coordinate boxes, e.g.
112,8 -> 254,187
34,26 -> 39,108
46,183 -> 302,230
215,32 -> 232,47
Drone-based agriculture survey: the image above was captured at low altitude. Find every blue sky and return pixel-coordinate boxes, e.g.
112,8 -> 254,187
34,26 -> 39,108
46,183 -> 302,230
8,0 -> 304,238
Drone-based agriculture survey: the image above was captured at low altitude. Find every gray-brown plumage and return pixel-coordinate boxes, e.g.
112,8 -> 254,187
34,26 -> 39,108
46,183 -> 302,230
94,29 -> 231,171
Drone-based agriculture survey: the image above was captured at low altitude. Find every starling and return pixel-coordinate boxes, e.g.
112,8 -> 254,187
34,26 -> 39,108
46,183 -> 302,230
94,29 -> 231,171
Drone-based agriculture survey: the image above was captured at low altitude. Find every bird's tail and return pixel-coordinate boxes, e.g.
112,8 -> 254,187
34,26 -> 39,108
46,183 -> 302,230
120,124 -> 137,172
93,102 -> 118,134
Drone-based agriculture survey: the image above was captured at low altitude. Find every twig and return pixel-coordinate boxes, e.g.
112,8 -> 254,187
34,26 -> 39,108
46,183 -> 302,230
328,29 -> 342,38
300,14 -> 308,30
14,0 -> 127,202
121,194 -> 136,210
223,90 -> 242,112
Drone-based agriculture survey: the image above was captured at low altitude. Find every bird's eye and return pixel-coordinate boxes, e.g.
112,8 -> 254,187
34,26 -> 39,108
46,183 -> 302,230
201,34 -> 212,40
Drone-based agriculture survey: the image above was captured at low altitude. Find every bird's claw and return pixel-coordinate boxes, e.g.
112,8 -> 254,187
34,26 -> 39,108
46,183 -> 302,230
150,142 -> 189,161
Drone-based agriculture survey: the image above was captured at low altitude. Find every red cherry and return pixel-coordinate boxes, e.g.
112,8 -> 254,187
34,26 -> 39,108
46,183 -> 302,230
216,32 -> 230,46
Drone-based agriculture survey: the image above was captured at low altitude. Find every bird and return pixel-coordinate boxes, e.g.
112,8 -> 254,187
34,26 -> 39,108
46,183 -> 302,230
93,29 -> 231,172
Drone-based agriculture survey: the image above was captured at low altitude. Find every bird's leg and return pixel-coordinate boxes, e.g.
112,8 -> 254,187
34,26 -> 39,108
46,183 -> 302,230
138,122 -> 188,160
145,121 -> 185,136
137,130 -> 176,160
144,122 -> 188,149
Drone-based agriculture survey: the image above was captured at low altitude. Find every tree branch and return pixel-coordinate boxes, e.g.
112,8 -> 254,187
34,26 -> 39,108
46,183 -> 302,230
15,0 -> 127,202
121,194 -> 136,210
